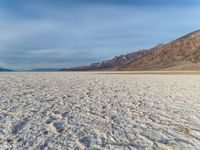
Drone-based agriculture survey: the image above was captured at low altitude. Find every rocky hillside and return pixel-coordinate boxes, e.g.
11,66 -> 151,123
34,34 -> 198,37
118,30 -> 200,71
61,29 -> 200,71
60,49 -> 150,71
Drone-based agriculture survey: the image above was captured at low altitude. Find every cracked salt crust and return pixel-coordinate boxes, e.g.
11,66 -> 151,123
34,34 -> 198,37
0,72 -> 200,149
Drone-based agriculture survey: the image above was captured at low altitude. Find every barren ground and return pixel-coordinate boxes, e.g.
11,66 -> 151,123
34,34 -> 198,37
0,72 -> 200,150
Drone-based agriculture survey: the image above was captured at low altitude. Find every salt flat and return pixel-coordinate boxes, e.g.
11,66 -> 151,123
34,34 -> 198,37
0,72 -> 200,150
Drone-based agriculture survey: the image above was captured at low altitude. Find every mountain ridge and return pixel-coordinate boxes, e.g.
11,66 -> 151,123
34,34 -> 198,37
118,29 -> 200,71
0,67 -> 13,72
61,29 -> 200,71
60,49 -> 151,71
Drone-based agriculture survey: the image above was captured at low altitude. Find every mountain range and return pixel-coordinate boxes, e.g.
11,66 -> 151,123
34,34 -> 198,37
30,68 -> 60,72
1,29 -> 200,72
0,67 -> 13,72
61,29 -> 200,71
0,68 -> 59,72
60,49 -> 150,71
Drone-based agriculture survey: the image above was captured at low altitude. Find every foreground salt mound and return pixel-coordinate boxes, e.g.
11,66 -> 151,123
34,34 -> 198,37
0,73 -> 200,149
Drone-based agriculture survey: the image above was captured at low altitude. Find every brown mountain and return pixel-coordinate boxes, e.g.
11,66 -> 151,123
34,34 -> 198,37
118,30 -> 200,71
60,49 -> 150,71
61,29 -> 200,71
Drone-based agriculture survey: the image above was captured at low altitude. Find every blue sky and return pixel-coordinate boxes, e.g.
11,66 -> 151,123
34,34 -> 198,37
0,0 -> 200,70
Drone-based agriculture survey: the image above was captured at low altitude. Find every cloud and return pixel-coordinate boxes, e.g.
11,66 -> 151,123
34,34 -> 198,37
0,0 -> 200,69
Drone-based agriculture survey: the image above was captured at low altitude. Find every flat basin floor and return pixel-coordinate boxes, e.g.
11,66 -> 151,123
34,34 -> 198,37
0,72 -> 200,150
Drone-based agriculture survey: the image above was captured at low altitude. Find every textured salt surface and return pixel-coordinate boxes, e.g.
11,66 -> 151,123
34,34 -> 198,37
0,72 -> 200,150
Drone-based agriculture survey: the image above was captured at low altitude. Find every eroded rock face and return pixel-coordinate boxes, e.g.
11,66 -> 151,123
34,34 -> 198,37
1,72 -> 200,149
119,30 -> 200,70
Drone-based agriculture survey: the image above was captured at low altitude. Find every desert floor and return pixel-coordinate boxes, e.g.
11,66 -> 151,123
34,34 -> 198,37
0,72 -> 200,150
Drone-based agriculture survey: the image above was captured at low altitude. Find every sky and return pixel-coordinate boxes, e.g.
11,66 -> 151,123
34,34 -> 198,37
0,0 -> 200,70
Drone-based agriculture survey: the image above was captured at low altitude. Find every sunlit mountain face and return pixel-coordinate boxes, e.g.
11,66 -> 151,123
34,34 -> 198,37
0,0 -> 200,70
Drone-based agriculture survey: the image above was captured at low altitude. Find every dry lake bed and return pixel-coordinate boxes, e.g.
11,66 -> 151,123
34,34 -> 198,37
1,72 -> 200,150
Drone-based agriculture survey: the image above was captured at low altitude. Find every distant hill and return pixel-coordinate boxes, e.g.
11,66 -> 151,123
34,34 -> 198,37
30,68 -> 59,72
0,67 -> 13,72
